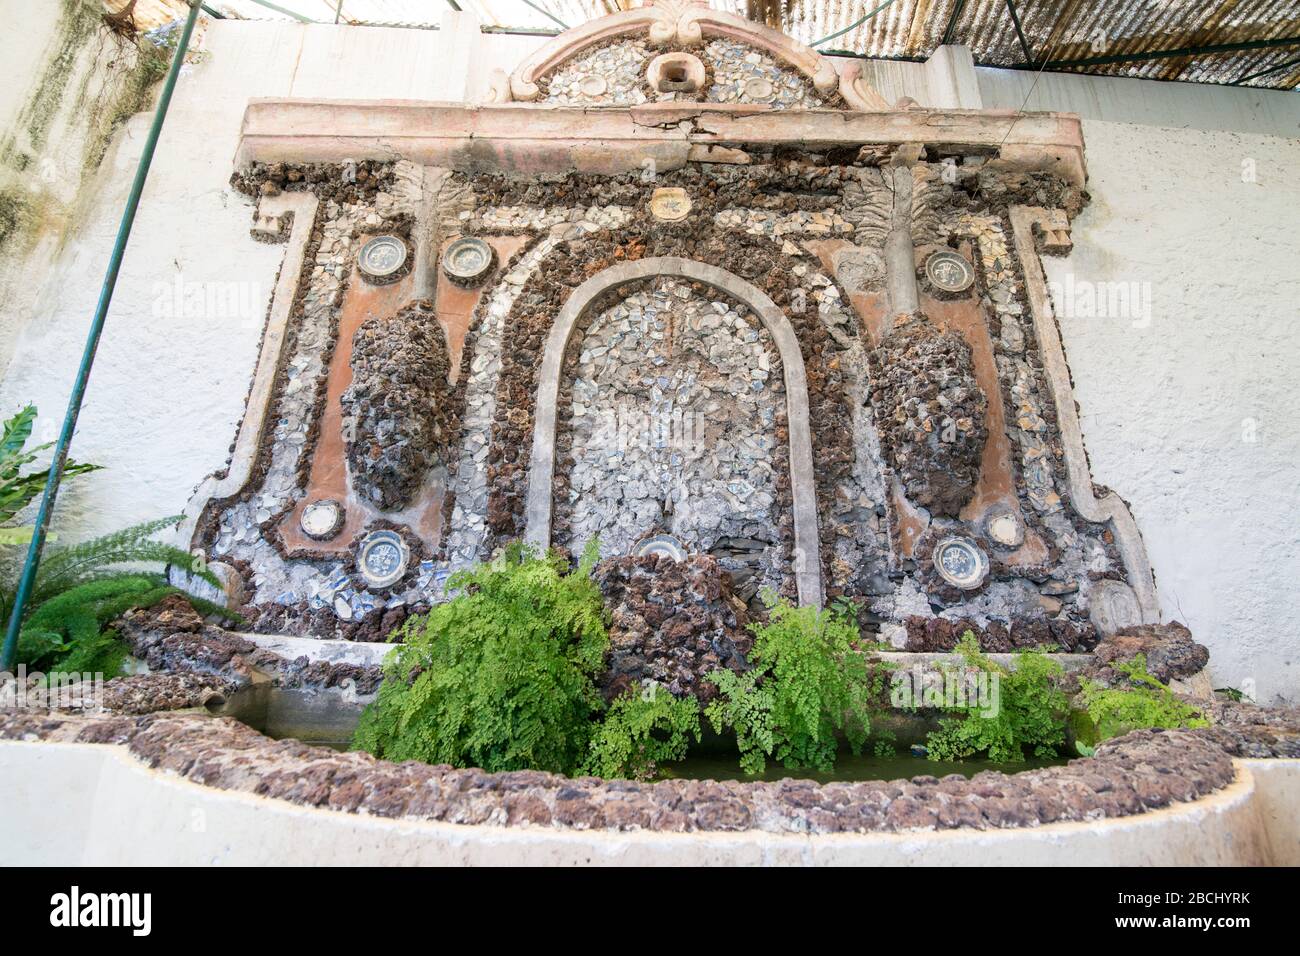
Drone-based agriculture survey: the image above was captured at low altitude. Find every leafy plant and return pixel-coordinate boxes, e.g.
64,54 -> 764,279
704,668 -> 776,775
924,633 -> 1068,763
8,517 -> 232,677
872,727 -> 898,758
705,598 -> 872,774
582,682 -> 701,781
0,405 -> 99,541
352,542 -> 610,775
1074,654 -> 1208,748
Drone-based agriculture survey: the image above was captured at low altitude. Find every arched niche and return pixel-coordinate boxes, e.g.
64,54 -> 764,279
524,256 -> 823,607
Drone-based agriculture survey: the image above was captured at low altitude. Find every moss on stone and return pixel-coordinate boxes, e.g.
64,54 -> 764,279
12,0 -> 101,156
80,36 -> 170,172
0,0 -> 174,253
0,189 -> 29,250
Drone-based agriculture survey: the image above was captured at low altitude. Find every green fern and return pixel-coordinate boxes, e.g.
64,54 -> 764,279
924,633 -> 1067,763
704,668 -> 776,775
705,597 -> 873,774
352,545 -> 610,775
1075,654 -> 1208,746
16,573 -> 235,677
0,405 -> 99,531
22,516 -> 216,609
6,518 -> 234,678
582,683 -> 701,781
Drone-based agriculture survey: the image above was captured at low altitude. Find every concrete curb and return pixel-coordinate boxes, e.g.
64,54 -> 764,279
0,740 -> 1287,865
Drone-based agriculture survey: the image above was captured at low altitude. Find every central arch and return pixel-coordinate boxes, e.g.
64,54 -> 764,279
524,256 -> 822,606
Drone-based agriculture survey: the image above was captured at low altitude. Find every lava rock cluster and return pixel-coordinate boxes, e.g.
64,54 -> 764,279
341,301 -> 452,511
592,553 -> 752,702
869,315 -> 988,518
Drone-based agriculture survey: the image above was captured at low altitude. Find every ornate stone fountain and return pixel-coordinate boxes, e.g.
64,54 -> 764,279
177,0 -> 1159,653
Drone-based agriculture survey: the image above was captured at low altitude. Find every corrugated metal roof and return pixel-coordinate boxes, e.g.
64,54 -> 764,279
139,0 -> 1300,89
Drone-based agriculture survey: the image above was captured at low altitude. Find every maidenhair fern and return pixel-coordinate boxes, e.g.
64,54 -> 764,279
582,683 -> 701,781
1075,654 -> 1208,747
705,597 -> 873,774
352,542 -> 610,775
924,633 -> 1068,762
704,668 -> 776,775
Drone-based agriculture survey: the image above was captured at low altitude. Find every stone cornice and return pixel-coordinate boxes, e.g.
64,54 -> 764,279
235,100 -> 1086,187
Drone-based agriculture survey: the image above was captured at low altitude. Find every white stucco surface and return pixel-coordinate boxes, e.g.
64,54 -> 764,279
0,14 -> 525,550
0,12 -> 1297,701
1042,122 -> 1300,704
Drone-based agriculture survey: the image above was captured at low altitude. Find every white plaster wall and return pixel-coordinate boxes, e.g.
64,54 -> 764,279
976,64 -> 1300,704
0,0 -> 162,373
1041,123 -> 1300,705
977,64 -> 1300,137
0,15 -> 1297,700
0,14 -> 528,548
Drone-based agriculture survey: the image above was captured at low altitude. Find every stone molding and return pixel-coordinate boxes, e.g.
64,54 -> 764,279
485,0 -> 885,109
523,257 -> 823,607
174,191 -> 319,559
235,100 -> 1086,188
1008,205 -> 1161,625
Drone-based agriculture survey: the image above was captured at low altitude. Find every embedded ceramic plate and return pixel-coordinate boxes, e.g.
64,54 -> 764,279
649,187 -> 692,222
357,235 -> 408,280
633,534 -> 687,562
932,536 -> 989,589
924,250 -> 975,293
985,510 -> 1025,548
357,529 -> 410,589
443,237 -> 494,283
300,499 -> 343,541
578,74 -> 607,97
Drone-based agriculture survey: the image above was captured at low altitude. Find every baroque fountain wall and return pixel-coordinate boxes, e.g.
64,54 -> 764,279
179,0 -> 1160,656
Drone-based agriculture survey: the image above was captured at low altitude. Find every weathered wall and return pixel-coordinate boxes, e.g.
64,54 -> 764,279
962,64 -> 1300,705
1040,123 -> 1300,708
0,0 -> 174,374
0,10 -> 1295,701
0,13 -> 524,561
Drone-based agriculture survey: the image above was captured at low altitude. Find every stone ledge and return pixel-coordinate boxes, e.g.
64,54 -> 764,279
0,709 -> 1240,836
2,741 -> 1282,865
235,101 -> 1086,187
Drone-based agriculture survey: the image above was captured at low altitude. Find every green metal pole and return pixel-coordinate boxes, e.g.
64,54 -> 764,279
0,1 -> 203,672
811,0 -> 898,48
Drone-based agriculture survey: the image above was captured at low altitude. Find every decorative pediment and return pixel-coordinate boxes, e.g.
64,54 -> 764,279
487,0 -> 887,110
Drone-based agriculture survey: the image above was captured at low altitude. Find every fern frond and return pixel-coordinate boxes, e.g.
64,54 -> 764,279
31,516 -> 217,602
352,545 -> 611,775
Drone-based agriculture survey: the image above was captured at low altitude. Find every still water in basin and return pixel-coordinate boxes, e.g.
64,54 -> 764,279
215,686 -> 1069,782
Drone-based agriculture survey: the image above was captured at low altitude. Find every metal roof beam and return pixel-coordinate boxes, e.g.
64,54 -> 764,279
1043,35 -> 1300,70
1232,53 -> 1300,85
1005,0 -> 1034,65
941,0 -> 966,47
